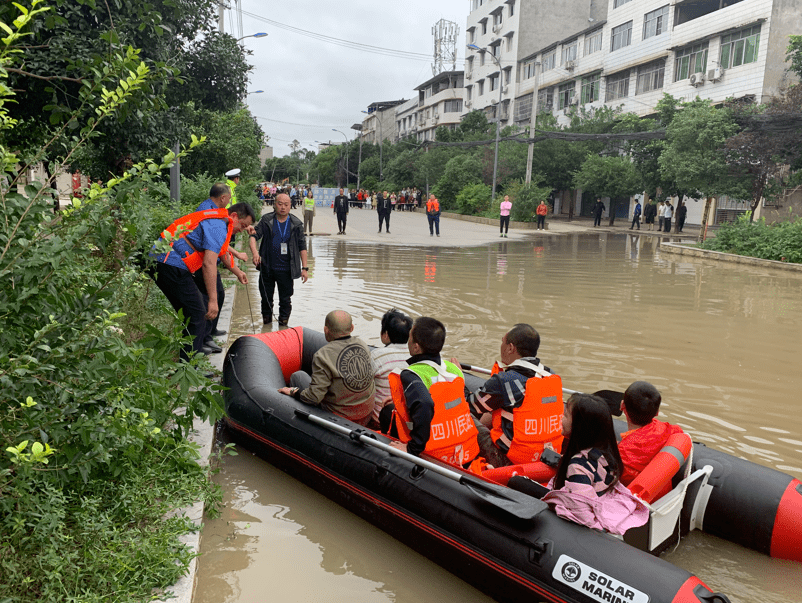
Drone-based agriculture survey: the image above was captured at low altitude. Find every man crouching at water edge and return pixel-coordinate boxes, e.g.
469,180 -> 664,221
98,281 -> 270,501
458,324 -> 564,469
379,317 -> 484,471
279,310 -> 375,426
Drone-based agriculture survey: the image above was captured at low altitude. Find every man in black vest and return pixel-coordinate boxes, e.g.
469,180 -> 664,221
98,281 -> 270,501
376,190 -> 392,234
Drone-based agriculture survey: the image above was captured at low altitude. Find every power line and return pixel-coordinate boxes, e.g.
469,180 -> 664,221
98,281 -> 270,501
252,114 -> 352,129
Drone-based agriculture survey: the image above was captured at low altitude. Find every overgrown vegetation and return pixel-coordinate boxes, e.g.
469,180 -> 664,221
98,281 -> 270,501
0,3 -> 259,601
702,214 -> 802,263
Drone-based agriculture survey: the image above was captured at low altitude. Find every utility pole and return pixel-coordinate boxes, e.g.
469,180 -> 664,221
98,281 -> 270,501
525,62 -> 541,184
218,1 -> 225,31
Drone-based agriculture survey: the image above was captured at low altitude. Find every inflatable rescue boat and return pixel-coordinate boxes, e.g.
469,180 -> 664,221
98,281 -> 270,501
222,328 -> 800,603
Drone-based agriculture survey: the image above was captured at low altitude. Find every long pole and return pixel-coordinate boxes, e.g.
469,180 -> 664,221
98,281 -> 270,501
332,129 -> 349,188
490,53 -> 503,205
525,62 -> 541,184
357,136 -> 363,191
377,116 -> 383,183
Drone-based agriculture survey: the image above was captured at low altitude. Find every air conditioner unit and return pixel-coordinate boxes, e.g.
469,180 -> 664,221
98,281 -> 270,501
465,100 -> 472,107
502,85 -> 509,94
689,72 -> 705,87
492,24 -> 501,33
569,93 -> 580,105
565,60 -> 576,70
707,67 -> 721,82
466,71 -> 473,80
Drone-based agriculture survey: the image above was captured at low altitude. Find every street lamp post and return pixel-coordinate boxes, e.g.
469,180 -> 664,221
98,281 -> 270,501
525,62 -> 542,184
351,124 -> 363,191
237,32 -> 268,42
361,110 -> 383,183
468,43 -> 503,204
332,128 -> 349,188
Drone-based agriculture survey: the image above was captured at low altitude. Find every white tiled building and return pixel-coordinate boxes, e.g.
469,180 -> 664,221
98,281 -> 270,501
412,71 -> 466,142
513,0 -> 801,222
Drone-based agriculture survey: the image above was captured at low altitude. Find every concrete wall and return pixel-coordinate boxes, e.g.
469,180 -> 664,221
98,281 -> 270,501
763,0 -> 802,96
517,0 -> 603,62
759,186 -> 802,223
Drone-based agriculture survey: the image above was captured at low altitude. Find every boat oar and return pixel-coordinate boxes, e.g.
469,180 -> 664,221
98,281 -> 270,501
458,363 -> 624,417
294,408 -> 544,521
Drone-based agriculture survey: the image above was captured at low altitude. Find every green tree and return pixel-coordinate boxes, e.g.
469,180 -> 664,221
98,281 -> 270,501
432,154 -> 482,210
455,182 -> 492,215
574,154 -> 640,224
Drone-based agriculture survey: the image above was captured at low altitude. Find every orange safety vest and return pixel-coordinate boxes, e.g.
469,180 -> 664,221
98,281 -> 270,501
161,208 -> 235,273
389,360 -> 480,467
426,198 -> 440,213
489,361 -> 564,465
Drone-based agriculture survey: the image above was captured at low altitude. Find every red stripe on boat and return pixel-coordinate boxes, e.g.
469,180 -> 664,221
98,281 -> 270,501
248,327 -> 303,384
770,478 -> 802,562
670,576 -> 715,602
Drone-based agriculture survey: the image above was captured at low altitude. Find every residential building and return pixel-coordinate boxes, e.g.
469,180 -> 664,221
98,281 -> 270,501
359,100 -> 406,144
464,0 -> 606,126
514,0 -> 801,223
395,97 -> 419,141
413,70 -> 466,142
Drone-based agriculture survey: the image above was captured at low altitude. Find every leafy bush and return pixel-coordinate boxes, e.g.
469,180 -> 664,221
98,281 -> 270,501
455,183 -> 492,215
433,154 -> 482,210
1,11 -> 226,602
703,213 -> 802,263
504,179 -> 553,222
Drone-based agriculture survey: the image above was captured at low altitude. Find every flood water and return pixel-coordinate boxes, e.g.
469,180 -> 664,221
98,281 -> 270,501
194,231 -> 802,603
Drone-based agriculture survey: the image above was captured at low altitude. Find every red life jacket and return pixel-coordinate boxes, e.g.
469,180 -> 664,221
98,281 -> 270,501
489,361 -> 564,464
427,198 -> 440,213
161,208 -> 235,273
389,360 -> 480,468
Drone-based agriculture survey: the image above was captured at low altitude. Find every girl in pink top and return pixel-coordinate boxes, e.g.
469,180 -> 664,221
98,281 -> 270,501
499,195 -> 512,237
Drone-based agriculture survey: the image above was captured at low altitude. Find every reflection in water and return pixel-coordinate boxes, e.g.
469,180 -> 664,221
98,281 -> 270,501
208,232 -> 802,603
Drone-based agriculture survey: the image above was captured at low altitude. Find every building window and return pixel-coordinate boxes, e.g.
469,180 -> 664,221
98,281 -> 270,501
514,93 -> 532,122
444,99 -> 463,113
720,25 -> 761,69
542,49 -> 556,71
491,42 -> 501,58
480,52 -> 485,66
613,0 -> 632,7
523,60 -> 537,79
558,82 -> 576,110
466,85 -> 472,101
643,5 -> 669,40
636,60 -> 665,93
674,43 -> 708,81
503,67 -> 512,85
506,33 -> 514,52
481,19 -> 487,35
561,39 -> 578,64
538,87 -> 553,111
580,73 -> 601,104
611,21 -> 633,52
509,0 -> 514,16
489,74 -> 499,92
468,28 -> 475,44
478,80 -> 484,96
493,10 -> 503,28
605,70 -> 630,101
584,29 -> 603,55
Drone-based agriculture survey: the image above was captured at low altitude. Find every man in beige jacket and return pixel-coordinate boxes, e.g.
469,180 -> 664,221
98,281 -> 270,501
279,310 -> 375,425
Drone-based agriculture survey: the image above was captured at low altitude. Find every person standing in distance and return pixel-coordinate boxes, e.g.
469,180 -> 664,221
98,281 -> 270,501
376,190 -> 392,234
593,198 -> 605,227
249,194 -> 309,326
224,168 -> 240,207
630,198 -> 642,230
499,195 -> 512,238
303,189 -> 316,235
426,193 -> 440,237
333,187 -> 349,235
536,199 -> 548,231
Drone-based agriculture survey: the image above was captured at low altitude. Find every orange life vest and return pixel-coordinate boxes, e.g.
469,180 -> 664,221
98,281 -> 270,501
389,360 -> 480,467
628,432 -> 692,503
161,208 -> 235,273
489,361 -> 564,464
426,198 -> 440,213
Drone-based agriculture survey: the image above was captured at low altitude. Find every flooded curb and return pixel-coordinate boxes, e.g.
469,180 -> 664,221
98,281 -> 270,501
440,211 -> 550,231
659,241 -> 802,273
165,279 -> 237,603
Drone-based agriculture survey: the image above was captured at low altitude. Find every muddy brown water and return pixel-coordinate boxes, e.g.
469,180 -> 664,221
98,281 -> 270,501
194,232 -> 802,603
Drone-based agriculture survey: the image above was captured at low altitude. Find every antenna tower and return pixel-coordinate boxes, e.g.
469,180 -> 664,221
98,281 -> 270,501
432,19 -> 459,76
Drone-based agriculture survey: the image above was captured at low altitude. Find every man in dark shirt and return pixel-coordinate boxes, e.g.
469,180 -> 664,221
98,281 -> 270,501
333,188 -> 349,235
376,190 -> 392,234
248,194 -> 309,326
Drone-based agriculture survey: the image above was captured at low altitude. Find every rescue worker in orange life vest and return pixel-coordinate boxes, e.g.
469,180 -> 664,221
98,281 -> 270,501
380,317 -> 482,470
149,199 -> 255,361
455,324 -> 564,468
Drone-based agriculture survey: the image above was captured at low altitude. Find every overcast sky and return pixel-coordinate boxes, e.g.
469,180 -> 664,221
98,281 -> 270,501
232,0 -> 468,157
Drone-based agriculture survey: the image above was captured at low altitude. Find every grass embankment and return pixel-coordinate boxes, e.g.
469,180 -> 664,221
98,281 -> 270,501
701,214 -> 802,263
